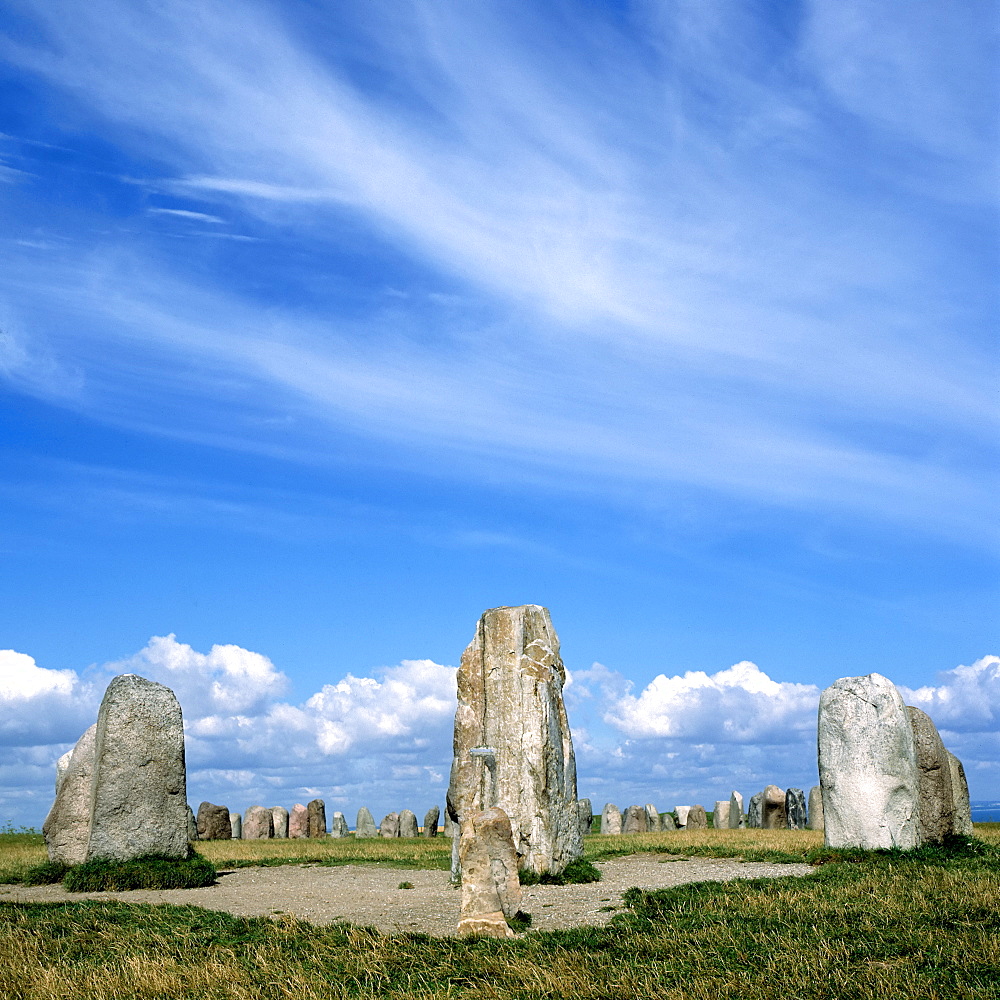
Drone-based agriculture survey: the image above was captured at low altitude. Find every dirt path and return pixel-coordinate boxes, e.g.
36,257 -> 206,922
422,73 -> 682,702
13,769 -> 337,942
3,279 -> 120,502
0,855 -> 813,936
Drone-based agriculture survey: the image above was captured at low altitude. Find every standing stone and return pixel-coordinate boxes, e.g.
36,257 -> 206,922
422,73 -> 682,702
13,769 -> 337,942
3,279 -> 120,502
686,805 -> 707,829
457,807 -> 522,938
424,805 -> 440,837
578,799 -> 594,839
644,804 -> 660,832
660,811 -> 677,831
730,791 -> 745,828
907,706 -> 955,844
785,788 -> 807,830
675,806 -> 691,828
186,804 -> 198,841
331,811 -> 350,838
355,806 -> 377,838
600,803 -> 622,835
197,802 -> 232,840
713,801 -> 731,829
761,786 -> 787,829
307,799 -> 327,838
271,806 -> 289,839
44,724 -> 98,865
807,786 -> 824,831
747,793 -> 763,828
230,812 -> 242,839
447,605 -> 582,876
623,804 -> 648,833
399,809 -> 419,838
380,812 -> 400,837
86,674 -> 188,862
818,673 -> 919,849
55,750 -> 73,795
288,803 -> 308,838
243,805 -> 273,839
947,752 -> 974,836
443,812 -> 456,837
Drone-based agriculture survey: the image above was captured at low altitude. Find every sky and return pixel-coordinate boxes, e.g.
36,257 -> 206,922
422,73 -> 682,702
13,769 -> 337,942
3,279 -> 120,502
0,0 -> 997,829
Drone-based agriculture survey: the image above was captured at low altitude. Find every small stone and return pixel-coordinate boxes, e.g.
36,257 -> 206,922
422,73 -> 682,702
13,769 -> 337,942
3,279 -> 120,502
289,803 -> 308,838
785,788 -> 807,830
424,805 -> 441,837
807,786 -> 824,831
187,804 -> 198,841
197,802 -> 232,840
271,806 -> 289,839
331,811 -> 350,837
730,791 -> 745,828
600,803 -> 622,835
660,811 -> 677,831
399,809 -> 419,838
380,812 -> 400,837
713,801 -> 731,829
747,793 -> 763,828
307,799 -> 327,838
622,805 -> 648,833
762,786 -> 787,829
355,806 -> 377,838
686,805 -> 707,829
578,799 -> 594,839
947,752 -> 974,836
230,812 -> 242,839
644,804 -> 660,832
457,806 -> 521,938
243,805 -> 274,839
907,706 -> 955,844
43,725 -> 97,865
675,806 -> 691,828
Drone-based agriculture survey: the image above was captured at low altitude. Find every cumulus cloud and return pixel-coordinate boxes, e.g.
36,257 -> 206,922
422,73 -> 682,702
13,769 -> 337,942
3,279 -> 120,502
0,649 -> 76,700
900,656 -> 1000,732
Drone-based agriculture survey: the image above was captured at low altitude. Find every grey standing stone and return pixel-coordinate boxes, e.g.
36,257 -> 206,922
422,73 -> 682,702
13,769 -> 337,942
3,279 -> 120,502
675,806 -> 691,828
86,674 -> 188,862
818,673 -> 919,849
289,803 -> 308,838
55,750 -> 73,795
644,804 -> 660,832
578,799 -> 594,839
947,752 -> 974,836
187,804 -> 198,841
686,805 -> 707,829
713,800 -> 731,829
807,786 -> 824,831
229,812 -> 242,839
600,803 -> 622,835
622,804 -> 648,833
660,811 -> 677,831
747,793 -> 763,828
271,806 -> 289,839
307,799 -> 326,838
196,802 -> 231,840
43,724 -> 97,865
762,786 -> 787,829
446,605 -> 582,876
399,809 -> 419,838
331,811 -> 349,838
424,805 -> 441,837
457,807 -> 522,938
907,706 -> 955,844
730,791 -> 745,828
243,805 -> 273,839
380,812 -> 400,837
785,788 -> 807,830
355,806 -> 377,838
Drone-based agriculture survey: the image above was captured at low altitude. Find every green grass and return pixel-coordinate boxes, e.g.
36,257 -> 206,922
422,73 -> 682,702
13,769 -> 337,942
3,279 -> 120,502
63,854 -> 218,892
518,858 -> 601,885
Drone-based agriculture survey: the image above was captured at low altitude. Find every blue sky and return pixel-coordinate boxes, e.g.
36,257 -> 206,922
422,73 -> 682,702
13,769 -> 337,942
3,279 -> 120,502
0,0 -> 997,828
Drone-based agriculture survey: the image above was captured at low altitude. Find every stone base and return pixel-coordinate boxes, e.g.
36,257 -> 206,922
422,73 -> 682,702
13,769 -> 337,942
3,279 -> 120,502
457,912 -> 515,938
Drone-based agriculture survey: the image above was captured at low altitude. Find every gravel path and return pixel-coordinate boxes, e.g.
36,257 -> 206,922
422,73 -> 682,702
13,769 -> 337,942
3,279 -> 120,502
0,854 -> 813,936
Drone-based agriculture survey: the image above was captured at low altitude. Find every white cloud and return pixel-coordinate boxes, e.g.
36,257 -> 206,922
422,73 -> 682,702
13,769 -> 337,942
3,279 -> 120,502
148,207 -> 224,223
0,649 -> 76,700
900,655 -> 1000,732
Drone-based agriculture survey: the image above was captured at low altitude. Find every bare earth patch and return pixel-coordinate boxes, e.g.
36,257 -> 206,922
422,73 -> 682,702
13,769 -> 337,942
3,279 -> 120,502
0,854 -> 812,936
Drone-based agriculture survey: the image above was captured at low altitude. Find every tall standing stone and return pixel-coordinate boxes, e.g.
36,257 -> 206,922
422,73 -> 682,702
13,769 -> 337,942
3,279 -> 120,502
243,805 -> 273,839
230,812 -> 242,839
197,802 -> 232,840
43,724 -> 97,865
713,801 -> 731,829
644,804 -> 661,832
747,793 -> 763,828
271,806 -> 289,839
307,799 -> 327,838
355,806 -> 377,838
424,805 -> 440,837
289,804 -> 308,838
907,706 -> 956,844
600,803 -> 622,835
86,675 -> 188,862
686,805 -> 707,829
446,605 -> 582,876
457,807 -> 522,938
578,799 -> 593,839
947,752 -> 974,836
399,809 -> 419,838
331,811 -> 349,838
623,804 -> 648,833
675,806 -> 691,828
818,673 -> 919,849
785,788 -> 807,830
380,812 -> 401,837
761,786 -> 788,829
807,786 -> 824,831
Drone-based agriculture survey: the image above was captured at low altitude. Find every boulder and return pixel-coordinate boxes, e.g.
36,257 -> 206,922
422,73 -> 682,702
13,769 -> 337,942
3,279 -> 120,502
818,673 -> 919,849
86,674 -> 188,862
271,806 -> 289,839
713,800 -> 731,829
578,798 -> 593,839
457,807 -> 522,938
675,806 -> 691,828
947,752 -> 974,836
622,805 -> 648,834
331,811 -> 349,838
243,805 -> 273,839
307,799 -> 326,838
644,804 -> 661,832
785,788 -> 807,830
424,805 -> 440,837
443,812 -> 455,837
807,786 -> 824,831
446,605 -> 582,876
380,812 -> 400,838
660,811 -> 677,831
186,804 -> 198,841
762,786 -> 787,829
289,803 -> 308,838
730,791 -> 745,828
686,805 -> 707,829
197,802 -> 232,840
355,806 -> 377,839
230,812 -> 242,839
399,809 -> 419,838
43,724 -> 97,865
907,706 -> 955,844
747,793 -> 763,828
600,803 -> 622,835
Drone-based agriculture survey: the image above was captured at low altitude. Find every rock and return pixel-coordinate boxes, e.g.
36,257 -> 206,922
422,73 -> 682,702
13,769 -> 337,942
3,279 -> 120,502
271,807 -> 289,839
807,786 -> 824,830
785,788 -> 807,830
457,806 -> 522,938
307,799 -> 327,838
713,800 -> 731,829
443,812 -> 455,837
907,706 -> 955,844
289,804 -> 308,838
243,805 -> 273,839
230,812 -> 242,839
424,805 -> 440,837
761,785 -> 787,829
186,804 -> 198,841
644,803 -> 660,832
380,812 -> 400,837
600,803 -> 622,835
355,806 -> 377,839
578,799 -> 594,838
947,752 -> 974,836
818,673 -> 919,849
660,811 -> 677,831
86,674 -> 188,862
622,805 -> 648,833
446,605 -> 582,876
197,802 -> 232,840
55,750 -> 73,795
686,805 -> 707,829
675,806 -> 691,828
43,724 -> 97,865
730,791 -> 745,828
331,811 -> 349,838
747,793 -> 763,828
399,809 -> 419,838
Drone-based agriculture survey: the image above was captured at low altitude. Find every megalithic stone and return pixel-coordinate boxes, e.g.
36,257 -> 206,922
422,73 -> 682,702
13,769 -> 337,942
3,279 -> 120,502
457,807 -> 522,938
675,806 -> 691,828
307,799 -> 326,838
644,803 -> 660,832
399,809 -> 419,838
86,674 -> 188,862
289,804 -> 308,838
446,605 -> 582,876
622,805 -> 647,833
331,811 -> 349,837
271,806 -> 289,839
600,803 -> 622,835
578,799 -> 593,838
229,812 -> 242,838
907,707 -> 956,844
762,786 -> 787,829
424,805 -> 441,837
785,788 -> 807,830
818,673 -> 919,849
660,811 -> 677,830
43,724 -> 98,865
730,791 -> 745,828
186,805 -> 198,841
380,812 -> 400,837
807,786 -> 824,830
947,752 -> 974,836
713,800 -> 731,829
243,805 -> 273,839
747,793 -> 763,828
686,805 -> 707,829
197,802 -> 231,840
55,750 -> 73,795
355,806 -> 377,838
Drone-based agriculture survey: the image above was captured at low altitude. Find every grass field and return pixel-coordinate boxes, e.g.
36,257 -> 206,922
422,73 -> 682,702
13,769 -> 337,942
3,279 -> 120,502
2,827 -> 998,999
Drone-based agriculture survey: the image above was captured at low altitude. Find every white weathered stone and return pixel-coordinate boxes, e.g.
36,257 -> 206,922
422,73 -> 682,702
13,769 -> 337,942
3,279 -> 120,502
243,805 -> 273,839
729,791 -> 745,829
622,804 -> 647,833
600,803 -> 622,835
271,806 -> 289,839
331,811 -> 349,838
644,804 -> 660,832
713,800 -> 731,829
457,807 -> 522,938
947,752 -> 974,836
380,812 -> 400,837
355,806 -> 377,838
86,675 -> 188,862
675,806 -> 691,828
807,786 -> 824,830
818,673 -> 919,849
229,812 -> 242,839
907,706 -> 955,844
399,809 -> 419,838
55,750 -> 73,795
446,605 -> 582,876
43,724 -> 97,865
